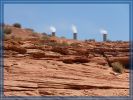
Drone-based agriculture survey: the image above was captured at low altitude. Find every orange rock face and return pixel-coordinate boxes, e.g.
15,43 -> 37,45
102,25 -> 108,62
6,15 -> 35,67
3,25 -> 130,96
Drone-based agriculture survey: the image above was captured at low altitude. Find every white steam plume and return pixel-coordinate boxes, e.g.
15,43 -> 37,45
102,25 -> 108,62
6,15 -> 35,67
100,29 -> 108,34
72,24 -> 77,33
50,26 -> 56,32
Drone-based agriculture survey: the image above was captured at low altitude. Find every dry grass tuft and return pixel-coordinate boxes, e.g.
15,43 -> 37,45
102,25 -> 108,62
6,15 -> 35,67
111,62 -> 125,73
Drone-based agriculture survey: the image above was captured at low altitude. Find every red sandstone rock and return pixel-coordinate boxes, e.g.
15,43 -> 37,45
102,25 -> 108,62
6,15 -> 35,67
52,46 -> 70,55
4,45 -> 27,54
90,57 -> 108,66
108,57 -> 129,67
62,56 -> 90,64
3,25 -> 129,96
31,52 -> 45,58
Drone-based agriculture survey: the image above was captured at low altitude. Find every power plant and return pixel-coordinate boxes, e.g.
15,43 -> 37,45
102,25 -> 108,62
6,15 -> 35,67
49,26 -> 109,41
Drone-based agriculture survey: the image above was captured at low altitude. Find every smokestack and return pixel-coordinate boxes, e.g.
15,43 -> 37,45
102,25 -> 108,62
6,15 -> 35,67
100,29 -> 108,42
50,26 -> 56,37
52,32 -> 55,36
72,25 -> 78,40
103,33 -> 107,42
73,33 -> 77,40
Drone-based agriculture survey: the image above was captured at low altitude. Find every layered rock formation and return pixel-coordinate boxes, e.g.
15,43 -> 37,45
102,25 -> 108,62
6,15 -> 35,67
3,25 -> 130,96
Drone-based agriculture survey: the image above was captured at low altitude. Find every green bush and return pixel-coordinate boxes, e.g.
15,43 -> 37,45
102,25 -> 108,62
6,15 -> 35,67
13,23 -> 21,28
4,27 -> 12,34
111,62 -> 125,73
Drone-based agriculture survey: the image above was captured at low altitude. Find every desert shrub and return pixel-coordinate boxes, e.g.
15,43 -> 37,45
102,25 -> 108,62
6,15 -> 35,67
42,32 -> 48,36
70,43 -> 79,47
59,42 -> 69,47
106,39 -> 112,42
48,34 -> 52,37
14,37 -> 22,41
31,32 -> 39,37
47,42 -> 69,47
52,46 -> 69,55
4,34 -> 11,41
34,36 -> 50,46
41,35 -> 49,41
34,43 -> 42,46
13,23 -> 21,28
4,27 -> 12,34
47,42 -> 59,46
10,35 -> 22,41
111,62 -> 125,73
85,39 -> 95,42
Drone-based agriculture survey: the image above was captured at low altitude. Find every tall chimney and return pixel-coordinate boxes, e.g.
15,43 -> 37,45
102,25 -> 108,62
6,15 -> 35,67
73,33 -> 77,40
50,26 -> 56,37
52,32 -> 55,36
103,33 -> 107,41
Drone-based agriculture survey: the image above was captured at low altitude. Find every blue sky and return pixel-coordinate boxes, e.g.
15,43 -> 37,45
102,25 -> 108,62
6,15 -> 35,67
4,4 -> 129,41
